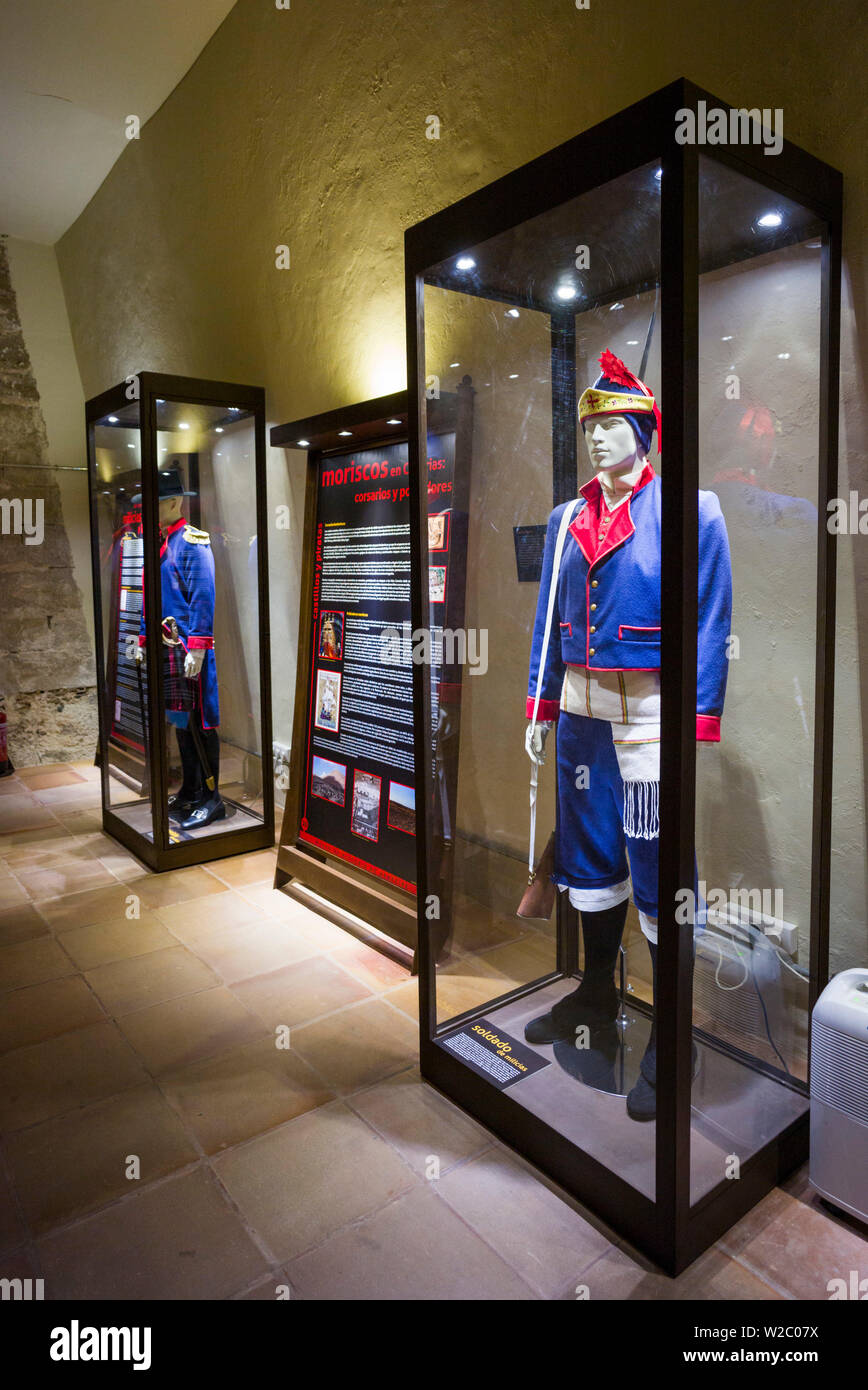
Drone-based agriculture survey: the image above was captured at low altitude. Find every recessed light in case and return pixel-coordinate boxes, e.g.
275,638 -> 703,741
450,362 -> 460,368
386,419 -> 402,425
758,212 -> 782,228
338,431 -> 352,437
215,427 -> 224,433
455,256 -> 476,271
178,422 -> 190,430
107,415 -> 118,423
297,439 -> 310,448
506,308 -> 520,318
777,352 -> 791,359
556,283 -> 577,301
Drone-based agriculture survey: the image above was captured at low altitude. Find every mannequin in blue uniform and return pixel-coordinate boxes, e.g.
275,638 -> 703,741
523,352 -> 732,1120
135,466 -> 225,831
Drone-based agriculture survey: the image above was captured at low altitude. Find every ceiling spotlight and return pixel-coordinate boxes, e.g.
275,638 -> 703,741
107,415 -> 118,423
178,422 -> 190,430
450,362 -> 460,368
508,374 -> 519,379
229,407 -> 241,413
555,283 -> 578,301
654,167 -> 663,181
455,256 -> 476,271
338,430 -> 352,437
758,212 -> 783,228
297,439 -> 310,447
626,340 -> 639,346
721,335 -> 733,341
506,308 -> 520,318
386,418 -> 402,425
215,427 -> 224,433
777,352 -> 791,359
127,444 -> 134,449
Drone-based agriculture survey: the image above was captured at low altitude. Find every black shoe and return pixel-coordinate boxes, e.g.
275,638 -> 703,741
524,978 -> 618,1045
626,1042 -> 700,1122
168,793 -> 196,823
179,794 -> 227,831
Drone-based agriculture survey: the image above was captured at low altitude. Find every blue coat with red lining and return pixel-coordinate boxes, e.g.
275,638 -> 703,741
526,464 -> 732,741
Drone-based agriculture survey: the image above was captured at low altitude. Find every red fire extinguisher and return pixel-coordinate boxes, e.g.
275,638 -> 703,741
0,695 -> 13,777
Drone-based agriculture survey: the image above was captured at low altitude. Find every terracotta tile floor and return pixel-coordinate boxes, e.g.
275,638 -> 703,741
0,762 -> 865,1300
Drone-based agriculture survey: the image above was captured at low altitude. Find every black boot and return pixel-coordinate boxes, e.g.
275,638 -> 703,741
169,726 -> 204,821
525,900 -> 627,1044
626,940 -> 657,1120
179,725 -> 225,830
626,939 -> 698,1122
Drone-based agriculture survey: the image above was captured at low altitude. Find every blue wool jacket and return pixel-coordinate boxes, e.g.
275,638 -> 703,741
527,467 -> 732,740
140,517 -> 220,729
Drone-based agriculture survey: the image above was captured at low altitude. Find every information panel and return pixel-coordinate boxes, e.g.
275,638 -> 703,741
297,435 -> 455,893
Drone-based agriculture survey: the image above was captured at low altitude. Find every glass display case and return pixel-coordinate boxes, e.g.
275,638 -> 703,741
86,373 -> 273,870
404,79 -> 842,1272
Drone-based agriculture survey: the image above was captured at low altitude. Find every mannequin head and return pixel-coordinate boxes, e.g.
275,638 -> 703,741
583,413 -> 645,477
158,494 -> 184,528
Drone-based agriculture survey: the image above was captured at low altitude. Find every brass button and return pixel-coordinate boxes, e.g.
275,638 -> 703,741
591,579 -> 598,588
589,625 -> 596,633
590,603 -> 597,611
589,647 -> 596,656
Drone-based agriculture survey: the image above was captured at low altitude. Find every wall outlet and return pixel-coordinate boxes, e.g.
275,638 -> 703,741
272,742 -> 290,791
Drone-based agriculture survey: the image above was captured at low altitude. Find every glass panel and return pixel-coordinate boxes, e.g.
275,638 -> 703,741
421,161 -> 662,1200
90,402 -> 150,820
149,399 -> 264,846
690,156 -> 820,1203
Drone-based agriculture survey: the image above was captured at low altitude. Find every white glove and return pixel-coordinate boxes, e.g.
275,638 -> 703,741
184,647 -> 206,679
134,645 -> 145,665
525,720 -> 553,765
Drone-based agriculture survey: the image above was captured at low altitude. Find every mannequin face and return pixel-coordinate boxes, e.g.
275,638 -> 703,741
583,414 -> 643,475
158,494 -> 183,527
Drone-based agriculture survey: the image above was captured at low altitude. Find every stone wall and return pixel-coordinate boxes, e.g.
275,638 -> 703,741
0,237 -> 96,764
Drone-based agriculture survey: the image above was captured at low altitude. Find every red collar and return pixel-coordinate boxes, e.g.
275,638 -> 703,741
579,459 -> 655,506
162,515 -> 187,540
570,462 -> 655,569
159,514 -> 186,557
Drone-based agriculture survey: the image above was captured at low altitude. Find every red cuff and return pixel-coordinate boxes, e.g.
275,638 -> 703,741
696,714 -> 721,742
137,635 -> 146,647
187,635 -> 214,650
526,697 -> 561,722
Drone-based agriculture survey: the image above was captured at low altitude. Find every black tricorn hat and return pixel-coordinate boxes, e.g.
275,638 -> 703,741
131,464 -> 196,505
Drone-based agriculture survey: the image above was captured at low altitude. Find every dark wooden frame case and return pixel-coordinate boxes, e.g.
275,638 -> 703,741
86,372 -> 274,872
404,78 -> 842,1273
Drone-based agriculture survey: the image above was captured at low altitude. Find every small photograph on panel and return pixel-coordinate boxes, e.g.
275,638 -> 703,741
314,669 -> 342,733
429,564 -> 447,605
428,512 -> 449,553
311,755 -> 347,806
318,610 -> 344,661
387,781 -> 416,836
351,770 -> 382,843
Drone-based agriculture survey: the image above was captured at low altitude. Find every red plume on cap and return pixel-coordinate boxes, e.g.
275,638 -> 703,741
598,349 -> 638,388
597,350 -> 662,454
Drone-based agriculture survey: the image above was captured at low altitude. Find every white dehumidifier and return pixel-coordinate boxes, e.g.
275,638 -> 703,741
810,968 -> 868,1224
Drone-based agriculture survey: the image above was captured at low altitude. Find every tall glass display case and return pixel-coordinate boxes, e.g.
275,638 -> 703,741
86,373 -> 273,871
405,79 -> 842,1272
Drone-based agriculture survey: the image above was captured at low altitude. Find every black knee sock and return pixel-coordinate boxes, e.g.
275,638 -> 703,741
580,899 -> 629,985
175,727 -> 203,801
